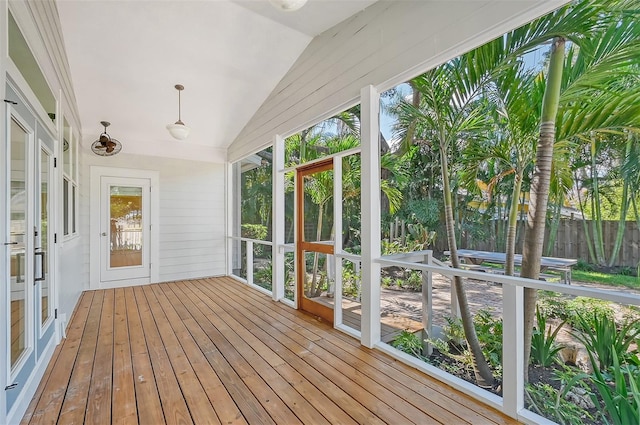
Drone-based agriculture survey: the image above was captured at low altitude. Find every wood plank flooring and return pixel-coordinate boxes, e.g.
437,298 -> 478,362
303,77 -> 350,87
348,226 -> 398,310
21,277 -> 519,425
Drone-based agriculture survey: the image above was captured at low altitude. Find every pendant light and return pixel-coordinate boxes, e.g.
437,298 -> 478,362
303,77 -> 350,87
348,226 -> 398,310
167,84 -> 190,140
269,0 -> 307,12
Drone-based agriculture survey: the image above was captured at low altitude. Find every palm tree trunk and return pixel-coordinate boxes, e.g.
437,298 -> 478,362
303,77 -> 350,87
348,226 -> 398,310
609,181 -> 630,267
590,139 -> 607,266
574,169 -> 598,263
544,193 -> 563,257
521,36 -> 565,382
609,135 -> 634,267
440,144 -> 494,387
505,169 -> 524,276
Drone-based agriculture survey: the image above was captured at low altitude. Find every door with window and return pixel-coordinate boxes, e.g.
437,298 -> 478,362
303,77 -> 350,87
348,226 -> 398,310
296,159 -> 335,323
100,177 -> 151,283
5,84 -> 56,412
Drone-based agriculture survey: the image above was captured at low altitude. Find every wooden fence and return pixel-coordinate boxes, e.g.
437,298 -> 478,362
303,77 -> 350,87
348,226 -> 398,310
430,220 -> 640,268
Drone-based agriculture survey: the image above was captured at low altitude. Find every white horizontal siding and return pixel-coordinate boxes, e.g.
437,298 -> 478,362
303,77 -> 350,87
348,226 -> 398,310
228,0 -> 569,162
79,151 -> 226,288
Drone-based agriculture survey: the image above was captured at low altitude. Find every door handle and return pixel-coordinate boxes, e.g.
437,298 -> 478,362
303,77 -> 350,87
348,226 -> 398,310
101,232 -> 107,236
34,250 -> 45,283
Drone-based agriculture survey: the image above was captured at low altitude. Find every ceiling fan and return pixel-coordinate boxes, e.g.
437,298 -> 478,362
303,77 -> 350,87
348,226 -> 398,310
91,121 -> 122,156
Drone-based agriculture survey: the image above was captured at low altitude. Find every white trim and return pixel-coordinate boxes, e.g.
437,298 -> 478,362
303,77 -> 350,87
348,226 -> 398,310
502,284 -> 524,416
359,85 -> 381,348
6,335 -> 57,425
333,156 -> 343,327
272,135 -> 285,301
89,166 -> 159,289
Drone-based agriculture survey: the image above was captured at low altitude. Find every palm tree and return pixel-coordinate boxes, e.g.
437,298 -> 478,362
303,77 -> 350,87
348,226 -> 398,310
461,66 -> 541,276
521,3 -> 640,379
397,62 -> 496,386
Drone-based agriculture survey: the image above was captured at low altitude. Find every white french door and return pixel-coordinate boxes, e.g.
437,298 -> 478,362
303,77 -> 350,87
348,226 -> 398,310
4,84 -> 56,414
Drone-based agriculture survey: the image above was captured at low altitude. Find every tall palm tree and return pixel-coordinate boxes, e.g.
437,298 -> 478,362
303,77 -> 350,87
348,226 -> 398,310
397,62 -> 496,386
521,4 -> 640,379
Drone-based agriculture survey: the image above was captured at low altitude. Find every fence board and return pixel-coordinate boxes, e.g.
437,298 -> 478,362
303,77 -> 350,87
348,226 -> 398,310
433,220 -> 640,268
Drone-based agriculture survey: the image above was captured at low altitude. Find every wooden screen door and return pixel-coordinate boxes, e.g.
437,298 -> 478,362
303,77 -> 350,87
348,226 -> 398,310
296,159 -> 335,324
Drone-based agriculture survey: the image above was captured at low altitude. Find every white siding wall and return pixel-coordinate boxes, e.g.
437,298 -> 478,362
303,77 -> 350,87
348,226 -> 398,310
71,151 -> 226,307
228,0 -> 569,162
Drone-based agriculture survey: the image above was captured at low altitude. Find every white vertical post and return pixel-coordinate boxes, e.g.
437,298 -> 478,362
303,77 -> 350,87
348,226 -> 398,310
422,252 -> 433,356
272,135 -> 285,301
227,162 -> 242,276
246,240 -> 254,286
502,283 -> 524,418
360,85 -> 381,348
334,156 -> 343,326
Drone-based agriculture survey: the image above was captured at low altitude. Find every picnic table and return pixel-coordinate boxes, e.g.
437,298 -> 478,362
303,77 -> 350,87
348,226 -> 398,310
445,249 -> 577,284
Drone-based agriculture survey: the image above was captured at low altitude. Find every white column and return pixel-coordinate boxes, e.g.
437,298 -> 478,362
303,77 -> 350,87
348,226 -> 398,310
502,284 -> 524,417
333,156 -> 343,326
360,85 -> 381,348
272,135 -> 285,301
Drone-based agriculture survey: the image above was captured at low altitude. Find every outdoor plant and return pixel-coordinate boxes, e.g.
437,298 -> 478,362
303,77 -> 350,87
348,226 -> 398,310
564,297 -> 615,330
525,378 -> 593,425
403,270 -> 423,291
530,306 -> 565,367
589,354 -> 640,425
443,316 -> 466,352
391,330 -> 424,358
474,309 -> 503,372
341,268 -> 360,299
571,313 -> 640,371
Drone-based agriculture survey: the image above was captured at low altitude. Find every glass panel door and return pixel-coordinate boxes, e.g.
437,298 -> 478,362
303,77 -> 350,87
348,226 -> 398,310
9,117 -> 30,369
101,177 -> 150,282
296,159 -> 335,323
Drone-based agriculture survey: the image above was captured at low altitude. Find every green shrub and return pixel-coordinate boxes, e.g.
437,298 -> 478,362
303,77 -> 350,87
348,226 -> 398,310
565,297 -> 615,330
590,354 -> 640,425
572,313 -> 640,371
536,292 -> 569,320
392,330 -> 423,358
525,368 -> 593,425
575,259 -> 596,272
474,309 -> 503,371
530,306 -> 565,367
538,294 -> 617,330
403,270 -> 423,291
241,223 -> 268,240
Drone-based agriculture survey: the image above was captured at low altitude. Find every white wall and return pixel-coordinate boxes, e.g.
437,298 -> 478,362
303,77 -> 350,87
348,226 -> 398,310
62,150 -> 226,315
228,0 -> 569,162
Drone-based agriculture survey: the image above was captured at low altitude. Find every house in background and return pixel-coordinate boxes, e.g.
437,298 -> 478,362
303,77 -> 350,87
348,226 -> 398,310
0,1 -> 572,423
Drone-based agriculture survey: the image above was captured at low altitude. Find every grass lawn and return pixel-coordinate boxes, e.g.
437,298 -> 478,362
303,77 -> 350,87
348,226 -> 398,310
572,269 -> 640,290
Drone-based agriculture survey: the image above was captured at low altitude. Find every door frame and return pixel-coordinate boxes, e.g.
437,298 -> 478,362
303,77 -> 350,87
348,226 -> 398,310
90,166 -> 159,289
295,158 -> 334,323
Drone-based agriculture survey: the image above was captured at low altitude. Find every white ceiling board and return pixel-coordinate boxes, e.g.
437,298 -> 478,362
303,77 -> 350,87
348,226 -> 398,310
232,0 -> 378,37
58,0 -> 376,160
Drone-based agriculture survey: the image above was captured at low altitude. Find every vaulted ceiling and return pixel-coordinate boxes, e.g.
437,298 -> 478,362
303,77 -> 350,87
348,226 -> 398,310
57,0 -> 378,161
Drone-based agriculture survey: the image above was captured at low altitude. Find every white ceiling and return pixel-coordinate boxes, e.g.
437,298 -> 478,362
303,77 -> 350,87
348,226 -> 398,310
56,0 -> 378,161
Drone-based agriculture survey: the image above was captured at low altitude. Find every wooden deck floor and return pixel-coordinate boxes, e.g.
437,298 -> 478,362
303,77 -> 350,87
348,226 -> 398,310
21,277 -> 518,425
